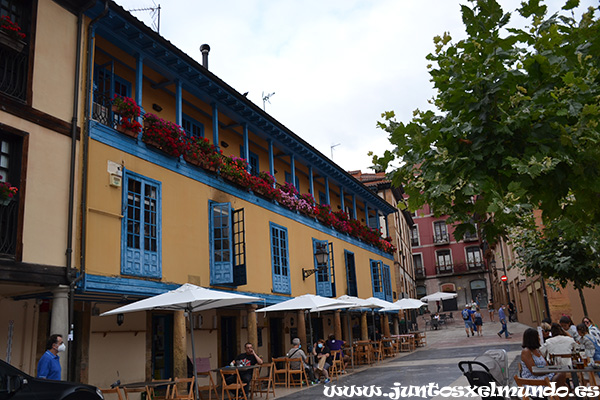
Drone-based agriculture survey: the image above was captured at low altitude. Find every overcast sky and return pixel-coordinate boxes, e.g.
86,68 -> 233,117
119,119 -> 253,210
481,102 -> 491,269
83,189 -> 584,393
114,0 -> 596,173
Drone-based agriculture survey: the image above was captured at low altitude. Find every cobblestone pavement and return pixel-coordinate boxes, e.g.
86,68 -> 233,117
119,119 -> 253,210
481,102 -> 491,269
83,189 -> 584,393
274,318 -> 529,399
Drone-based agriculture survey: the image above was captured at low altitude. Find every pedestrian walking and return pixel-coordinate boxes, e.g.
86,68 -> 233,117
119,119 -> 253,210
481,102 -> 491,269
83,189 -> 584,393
497,304 -> 510,339
37,334 -> 64,380
462,304 -> 475,337
487,300 -> 494,322
474,307 -> 483,336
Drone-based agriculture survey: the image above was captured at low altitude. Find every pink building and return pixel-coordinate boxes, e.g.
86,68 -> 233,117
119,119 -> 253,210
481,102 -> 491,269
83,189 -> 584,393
410,204 -> 490,311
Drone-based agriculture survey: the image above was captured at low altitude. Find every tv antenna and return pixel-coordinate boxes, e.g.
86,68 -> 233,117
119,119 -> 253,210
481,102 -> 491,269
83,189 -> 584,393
262,91 -> 275,111
128,2 -> 161,33
330,143 -> 341,159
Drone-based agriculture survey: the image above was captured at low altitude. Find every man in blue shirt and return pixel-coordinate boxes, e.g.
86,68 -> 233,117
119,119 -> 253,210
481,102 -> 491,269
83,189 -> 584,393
37,334 -> 64,380
497,305 -> 510,339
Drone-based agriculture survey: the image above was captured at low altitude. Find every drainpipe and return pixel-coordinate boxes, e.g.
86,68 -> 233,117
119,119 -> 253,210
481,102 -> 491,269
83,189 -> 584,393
66,0 -> 97,382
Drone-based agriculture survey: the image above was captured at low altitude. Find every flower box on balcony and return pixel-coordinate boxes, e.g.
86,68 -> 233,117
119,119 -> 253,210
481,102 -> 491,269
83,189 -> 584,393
0,30 -> 25,52
0,16 -> 26,53
142,113 -> 186,158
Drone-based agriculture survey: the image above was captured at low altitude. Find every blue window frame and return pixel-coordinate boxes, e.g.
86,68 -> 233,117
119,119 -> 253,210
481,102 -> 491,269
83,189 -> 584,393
182,114 -> 204,138
383,264 -> 393,302
210,202 -> 232,285
270,223 -> 291,294
285,172 -> 300,191
319,191 -> 327,205
314,239 -> 333,297
370,260 -> 383,299
121,171 -> 161,278
345,250 -> 357,297
240,146 -> 259,176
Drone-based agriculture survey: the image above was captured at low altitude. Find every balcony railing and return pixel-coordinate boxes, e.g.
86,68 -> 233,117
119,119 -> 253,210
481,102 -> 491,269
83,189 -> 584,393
92,91 -> 119,129
463,231 -> 479,242
0,199 -> 19,257
433,233 -> 450,244
0,45 -> 28,101
415,268 -> 425,278
411,238 -> 419,247
436,261 -> 486,275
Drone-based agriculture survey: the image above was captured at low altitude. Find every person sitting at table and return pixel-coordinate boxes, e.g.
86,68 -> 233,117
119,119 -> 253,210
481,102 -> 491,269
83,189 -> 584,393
576,323 -> 600,362
559,315 -> 580,341
582,316 -> 600,347
286,338 -> 315,382
540,323 -> 576,366
326,334 -> 350,371
520,328 -> 567,388
312,339 -> 331,384
228,342 -> 263,394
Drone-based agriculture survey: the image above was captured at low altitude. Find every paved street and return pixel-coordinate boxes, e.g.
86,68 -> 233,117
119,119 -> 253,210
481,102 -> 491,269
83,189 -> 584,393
275,318 -> 528,399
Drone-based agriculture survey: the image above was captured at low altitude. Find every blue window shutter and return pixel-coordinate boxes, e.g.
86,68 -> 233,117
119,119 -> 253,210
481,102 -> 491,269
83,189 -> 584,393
210,202 -> 233,285
285,171 -> 300,191
121,171 -> 161,279
319,191 -> 327,205
182,114 -> 205,138
370,260 -> 384,299
314,239 -> 332,297
232,208 -> 247,286
270,223 -> 291,294
383,264 -> 393,302
345,250 -> 357,297
240,146 -> 259,176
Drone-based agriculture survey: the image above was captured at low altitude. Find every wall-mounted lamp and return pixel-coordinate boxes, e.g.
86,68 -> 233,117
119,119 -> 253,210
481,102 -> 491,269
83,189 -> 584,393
152,103 -> 162,112
302,242 -> 328,280
116,313 -> 124,326
220,141 -> 229,148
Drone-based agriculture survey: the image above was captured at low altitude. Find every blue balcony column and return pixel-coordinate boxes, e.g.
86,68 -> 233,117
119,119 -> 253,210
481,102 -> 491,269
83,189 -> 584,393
290,155 -> 296,189
352,195 -> 357,219
376,210 -> 381,231
268,139 -> 275,185
365,204 -> 370,227
243,123 -> 250,172
212,102 -> 219,151
325,177 -> 330,205
135,54 -> 143,108
175,79 -> 182,126
340,186 -> 345,213
309,166 -> 314,195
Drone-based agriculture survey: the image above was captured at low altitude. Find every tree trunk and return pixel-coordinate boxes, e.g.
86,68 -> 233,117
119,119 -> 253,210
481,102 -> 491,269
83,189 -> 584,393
577,286 -> 588,317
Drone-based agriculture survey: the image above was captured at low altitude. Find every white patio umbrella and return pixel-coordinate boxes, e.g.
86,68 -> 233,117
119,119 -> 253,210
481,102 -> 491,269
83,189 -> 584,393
101,283 -> 263,400
381,298 -> 427,311
420,291 -> 458,302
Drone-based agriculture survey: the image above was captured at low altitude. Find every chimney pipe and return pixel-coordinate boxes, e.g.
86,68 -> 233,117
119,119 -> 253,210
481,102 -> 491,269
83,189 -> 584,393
200,44 -> 210,69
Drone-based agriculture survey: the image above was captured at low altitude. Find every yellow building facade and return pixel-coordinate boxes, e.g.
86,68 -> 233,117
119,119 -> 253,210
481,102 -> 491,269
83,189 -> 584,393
1,0 -> 399,388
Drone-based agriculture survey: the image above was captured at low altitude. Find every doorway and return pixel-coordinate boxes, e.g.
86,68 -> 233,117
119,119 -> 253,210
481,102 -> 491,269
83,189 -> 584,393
151,314 -> 173,380
269,318 -> 284,358
221,316 -> 237,365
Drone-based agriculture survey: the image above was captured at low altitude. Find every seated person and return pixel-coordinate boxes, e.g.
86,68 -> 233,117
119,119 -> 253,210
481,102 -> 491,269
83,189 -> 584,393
326,334 -> 350,370
286,338 -> 315,381
520,328 -> 567,388
227,342 -> 263,394
540,323 -> 575,365
312,339 -> 331,384
576,323 -> 599,362
559,315 -> 580,341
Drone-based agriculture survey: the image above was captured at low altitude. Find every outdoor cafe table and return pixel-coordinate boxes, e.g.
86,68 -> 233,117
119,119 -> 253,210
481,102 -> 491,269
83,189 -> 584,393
118,379 -> 174,396
532,365 -> 600,398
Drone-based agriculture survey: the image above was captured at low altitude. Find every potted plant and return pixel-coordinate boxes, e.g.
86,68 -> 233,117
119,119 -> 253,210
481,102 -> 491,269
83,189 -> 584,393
112,96 -> 142,138
0,179 -> 18,205
183,137 -> 223,172
220,156 -> 251,188
250,171 -> 280,201
0,15 -> 26,52
142,113 -> 186,157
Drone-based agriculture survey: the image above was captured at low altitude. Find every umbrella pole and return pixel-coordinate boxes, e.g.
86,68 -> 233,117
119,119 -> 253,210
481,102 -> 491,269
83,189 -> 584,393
188,309 -> 200,400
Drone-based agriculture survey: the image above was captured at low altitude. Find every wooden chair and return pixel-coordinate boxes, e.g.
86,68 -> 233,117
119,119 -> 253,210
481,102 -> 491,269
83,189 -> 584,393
400,336 -> 413,352
171,377 -> 195,400
372,341 -> 383,363
251,363 -> 275,399
220,368 -> 247,400
286,357 -> 308,387
122,386 -> 149,400
549,353 -> 572,367
100,387 -> 124,400
148,379 -> 174,400
271,357 -> 288,388
354,341 -> 372,365
329,350 -> 344,380
381,339 -> 395,359
343,345 -> 354,370
513,375 -> 559,400
197,371 -> 220,400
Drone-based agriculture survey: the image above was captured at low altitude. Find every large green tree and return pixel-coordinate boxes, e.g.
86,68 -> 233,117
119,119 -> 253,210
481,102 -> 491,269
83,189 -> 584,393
373,0 -> 600,243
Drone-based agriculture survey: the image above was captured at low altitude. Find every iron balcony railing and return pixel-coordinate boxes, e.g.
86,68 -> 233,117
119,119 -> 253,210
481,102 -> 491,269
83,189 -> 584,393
0,45 -> 28,101
0,198 -> 19,257
435,261 -> 486,275
433,233 -> 450,244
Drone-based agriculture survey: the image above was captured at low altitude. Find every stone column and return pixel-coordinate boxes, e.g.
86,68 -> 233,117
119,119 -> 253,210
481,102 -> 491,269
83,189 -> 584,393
393,314 -> 399,335
173,311 -> 187,380
50,285 -> 69,380
342,313 -> 351,343
247,305 -> 258,348
382,314 -> 391,337
360,312 -> 368,340
297,310 -> 307,348
334,310 -> 342,340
